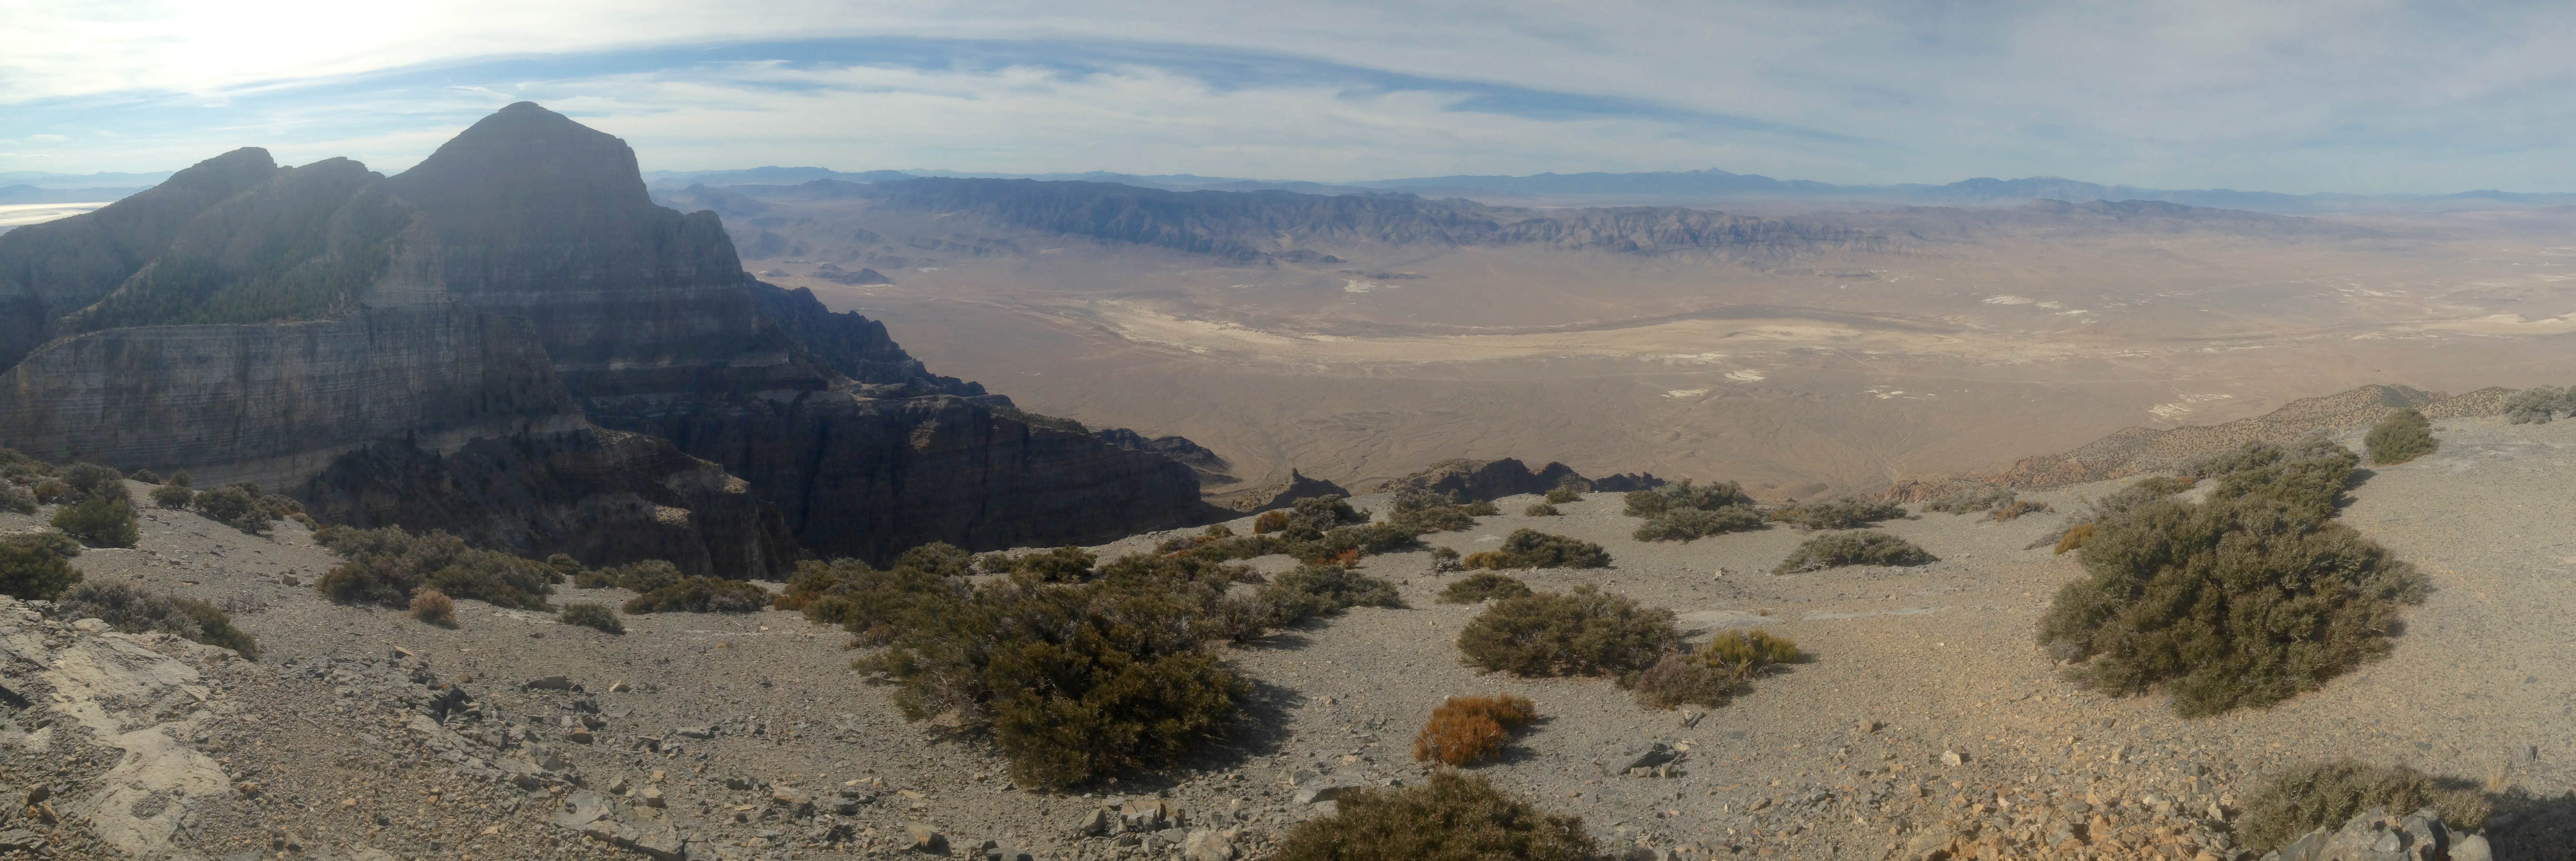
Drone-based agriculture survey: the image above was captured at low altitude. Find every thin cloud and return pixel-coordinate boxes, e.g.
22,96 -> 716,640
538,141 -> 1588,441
5,2 -> 2576,192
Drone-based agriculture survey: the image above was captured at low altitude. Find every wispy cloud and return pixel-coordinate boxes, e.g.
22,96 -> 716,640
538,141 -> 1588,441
5,1 -> 2576,192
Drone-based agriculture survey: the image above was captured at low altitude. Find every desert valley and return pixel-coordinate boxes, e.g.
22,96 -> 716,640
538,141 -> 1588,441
2,56 -> 2574,861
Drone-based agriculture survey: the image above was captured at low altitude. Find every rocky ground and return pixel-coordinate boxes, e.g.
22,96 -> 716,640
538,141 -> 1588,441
5,415 -> 2574,860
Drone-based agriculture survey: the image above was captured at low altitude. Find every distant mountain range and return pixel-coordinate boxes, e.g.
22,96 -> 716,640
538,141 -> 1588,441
39,162 -> 2576,216
644,166 -> 2576,214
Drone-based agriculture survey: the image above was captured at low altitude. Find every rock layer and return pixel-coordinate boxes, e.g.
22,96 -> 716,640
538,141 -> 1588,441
595,393 -> 1203,563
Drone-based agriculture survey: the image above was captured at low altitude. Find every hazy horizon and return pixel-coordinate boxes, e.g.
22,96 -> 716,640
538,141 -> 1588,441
12,2 -> 2576,194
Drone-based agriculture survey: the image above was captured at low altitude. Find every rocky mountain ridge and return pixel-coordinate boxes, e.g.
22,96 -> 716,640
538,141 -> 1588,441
0,102 -> 1209,571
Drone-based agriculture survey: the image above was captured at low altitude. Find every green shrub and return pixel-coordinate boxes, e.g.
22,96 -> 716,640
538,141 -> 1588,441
54,580 -> 258,659
542,553 -> 582,583
1923,486 -> 2015,514
1279,495 -> 1369,540
60,462 -> 128,504
1258,564 -> 1402,625
576,559 -> 685,592
2037,441 -> 2424,717
0,482 -> 32,515
1633,629 -> 1801,709
30,479 -> 66,504
1522,502 -> 1558,516
191,484 -> 272,535
1272,771 -> 1597,861
1772,530 -> 1933,573
1298,522 -> 1425,563
1543,486 -> 1581,505
313,525 -> 555,610
1458,585 -> 1678,680
1622,479 -> 1751,517
2364,408 -> 2437,465
558,602 -> 625,634
622,576 -> 770,613
1390,504 -> 1476,533
149,484 -> 195,509
166,470 -> 191,488
776,557 -> 966,637
1439,573 -> 1532,604
0,448 -> 53,483
1631,505 -> 1764,542
127,468 -> 161,484
0,532 -> 83,600
1770,496 -> 1906,530
2238,761 -> 2491,852
862,552 -> 1250,788
1461,499 -> 1500,516
982,545 -> 1097,582
1389,487 -> 1457,513
1486,529 -> 1610,569
2502,385 -> 2574,424
53,494 -> 139,548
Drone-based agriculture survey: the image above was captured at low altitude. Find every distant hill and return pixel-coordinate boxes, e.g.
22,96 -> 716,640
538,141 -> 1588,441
649,164 -> 2576,214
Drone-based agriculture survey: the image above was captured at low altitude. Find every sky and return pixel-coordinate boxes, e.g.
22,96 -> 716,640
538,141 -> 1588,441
4,1 -> 2575,193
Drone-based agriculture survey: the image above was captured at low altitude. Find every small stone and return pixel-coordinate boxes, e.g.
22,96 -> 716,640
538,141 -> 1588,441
609,681 -> 632,693
606,777 -> 631,795
2452,833 -> 2495,861
234,781 -> 262,797
1182,828 -> 1238,861
640,786 -> 665,808
1292,784 -> 1355,805
905,823 -> 946,852
525,675 -> 575,691
72,618 -> 109,633
1678,708 -> 1705,728
1940,750 -> 1965,767
726,776 -> 752,791
677,725 -> 716,740
565,729 -> 595,745
1076,807 -> 1112,836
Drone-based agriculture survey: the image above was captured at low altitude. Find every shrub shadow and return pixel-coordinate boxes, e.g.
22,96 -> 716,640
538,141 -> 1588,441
2489,787 -> 2576,860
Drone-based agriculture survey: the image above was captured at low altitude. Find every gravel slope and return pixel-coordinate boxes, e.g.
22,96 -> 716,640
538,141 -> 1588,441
4,417 -> 2569,860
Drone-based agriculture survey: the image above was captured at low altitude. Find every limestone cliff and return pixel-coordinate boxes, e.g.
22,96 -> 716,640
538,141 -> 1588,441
592,392 -> 1203,563
386,103 -> 820,399
302,427 -> 798,578
0,147 -> 279,368
0,102 -> 1210,571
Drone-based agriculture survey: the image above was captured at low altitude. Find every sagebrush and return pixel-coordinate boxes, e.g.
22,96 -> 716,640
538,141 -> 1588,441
2238,761 -> 2490,852
1439,573 -> 1532,604
2501,385 -> 2574,424
1770,496 -> 1906,530
1923,486 -> 2015,514
854,551 -> 1254,789
314,525 -> 555,610
409,589 -> 457,626
1458,585 -> 1678,681
2363,408 -> 2437,465
2037,439 -> 2425,716
55,580 -> 260,659
1772,530 -> 1935,573
623,576 -> 770,613
1633,629 -> 1799,709
558,602 -> 625,634
0,531 -> 84,600
1631,505 -> 1764,542
1271,772 -> 1597,861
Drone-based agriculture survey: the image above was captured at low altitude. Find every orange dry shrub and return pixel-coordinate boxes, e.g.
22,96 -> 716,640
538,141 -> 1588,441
1327,548 -> 1363,568
1461,551 -> 1509,570
1253,510 -> 1290,535
2053,523 -> 2096,555
1413,694 -> 1537,766
409,588 -> 458,627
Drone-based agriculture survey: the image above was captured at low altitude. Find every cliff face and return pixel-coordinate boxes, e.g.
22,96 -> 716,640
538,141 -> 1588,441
0,102 -> 1210,572
593,393 -> 1203,563
745,281 -> 982,395
0,147 -> 280,368
302,427 -> 798,579
0,305 -> 571,489
386,103 -> 820,399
